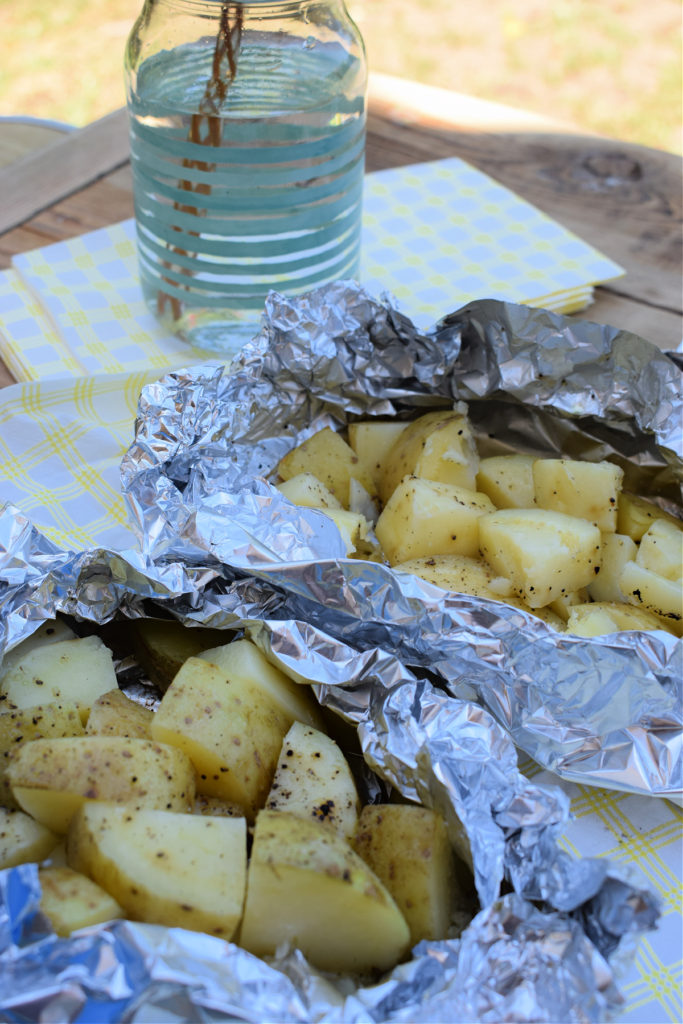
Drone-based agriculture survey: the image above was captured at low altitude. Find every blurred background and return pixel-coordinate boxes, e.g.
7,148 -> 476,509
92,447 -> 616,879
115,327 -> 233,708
0,0 -> 680,154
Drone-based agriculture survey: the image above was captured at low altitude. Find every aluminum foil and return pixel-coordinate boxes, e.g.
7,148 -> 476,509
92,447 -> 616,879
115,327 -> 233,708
0,283 -> 678,1020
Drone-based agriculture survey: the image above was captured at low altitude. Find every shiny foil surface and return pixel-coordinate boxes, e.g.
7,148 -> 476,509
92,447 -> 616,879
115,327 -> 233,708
0,283 -> 680,1020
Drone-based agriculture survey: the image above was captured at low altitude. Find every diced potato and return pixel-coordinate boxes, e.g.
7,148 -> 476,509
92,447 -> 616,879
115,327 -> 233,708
619,561 -> 683,635
636,520 -> 682,581
378,409 -> 479,505
0,806 -> 59,868
322,508 -> 371,556
347,420 -> 410,491
151,656 -> 292,819
587,533 -> 637,604
376,478 -> 495,566
393,553 -> 514,601
39,866 -> 123,937
616,492 -> 681,541
129,619 -> 231,693
0,702 -> 84,809
476,454 -> 537,510
7,736 -> 195,833
197,638 -> 324,731
548,588 -> 589,622
276,472 -> 343,510
566,602 -> 676,637
239,810 -> 410,973
85,689 -> 154,739
532,458 -> 623,532
0,635 -> 118,723
67,803 -> 247,938
352,804 -> 456,945
277,427 -> 376,505
479,509 -> 602,608
0,618 -> 77,685
265,722 -> 359,840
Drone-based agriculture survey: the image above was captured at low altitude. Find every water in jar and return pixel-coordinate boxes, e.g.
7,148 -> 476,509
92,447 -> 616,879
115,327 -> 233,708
127,33 -> 366,354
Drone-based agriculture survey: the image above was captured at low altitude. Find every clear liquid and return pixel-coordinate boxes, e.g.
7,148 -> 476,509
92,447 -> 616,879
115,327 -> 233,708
128,35 -> 366,354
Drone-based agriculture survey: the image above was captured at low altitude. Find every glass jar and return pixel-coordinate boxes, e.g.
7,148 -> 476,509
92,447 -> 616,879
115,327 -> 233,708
124,0 -> 367,354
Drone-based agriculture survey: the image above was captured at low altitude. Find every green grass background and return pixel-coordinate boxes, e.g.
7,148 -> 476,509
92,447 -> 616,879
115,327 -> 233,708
0,0 -> 680,154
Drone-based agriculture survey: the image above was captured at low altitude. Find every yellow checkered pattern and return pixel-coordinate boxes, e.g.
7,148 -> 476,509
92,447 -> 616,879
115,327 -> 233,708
0,371 -> 168,551
523,759 -> 683,1023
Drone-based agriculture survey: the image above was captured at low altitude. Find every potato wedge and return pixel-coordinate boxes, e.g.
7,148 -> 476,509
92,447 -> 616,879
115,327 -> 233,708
378,409 -> 479,505
85,689 -> 154,739
265,722 -> 359,839
277,427 -> 376,505
129,619 -> 231,693
566,602 -> 676,637
619,561 -> 683,635
479,508 -> 602,608
347,420 -> 410,491
67,802 -> 247,938
352,804 -> 457,946
616,492 -> 681,541
0,806 -> 59,869
197,638 -> 324,731
276,472 -> 342,510
587,533 -> 637,604
393,553 -> 513,601
240,810 -> 410,973
636,519 -> 682,581
0,618 -> 77,686
0,635 -> 118,723
476,454 -> 537,510
151,655 -> 293,819
39,866 -> 123,937
0,702 -> 84,809
7,736 -> 195,833
532,458 -> 623,532
376,477 -> 495,565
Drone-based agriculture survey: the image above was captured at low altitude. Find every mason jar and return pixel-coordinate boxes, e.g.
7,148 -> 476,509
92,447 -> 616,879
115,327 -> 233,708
124,0 -> 367,354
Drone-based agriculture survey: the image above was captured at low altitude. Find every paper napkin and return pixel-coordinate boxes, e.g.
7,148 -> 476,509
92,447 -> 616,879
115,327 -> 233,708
0,156 -> 624,383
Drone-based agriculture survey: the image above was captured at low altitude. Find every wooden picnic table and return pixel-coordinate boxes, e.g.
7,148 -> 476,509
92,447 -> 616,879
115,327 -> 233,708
0,71 -> 680,391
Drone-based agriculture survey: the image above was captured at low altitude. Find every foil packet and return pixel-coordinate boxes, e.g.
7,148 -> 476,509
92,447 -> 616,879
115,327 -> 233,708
0,284 -> 679,1020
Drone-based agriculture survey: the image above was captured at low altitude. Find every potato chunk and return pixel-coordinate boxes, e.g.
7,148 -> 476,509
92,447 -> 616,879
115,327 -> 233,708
619,561 -> 683,635
566,602 -> 676,637
151,655 -> 293,819
197,638 -> 324,731
39,866 -> 123,937
129,619 -> 231,693
587,533 -> 637,604
616,492 -> 681,541
0,702 -> 83,809
85,689 -> 154,739
393,553 -> 513,601
240,810 -> 410,973
0,619 -> 77,686
277,427 -> 376,505
532,458 -> 623,532
265,722 -> 359,840
7,736 -> 195,833
479,509 -> 602,608
376,478 -> 495,566
476,454 -> 537,510
67,803 -> 247,938
0,806 -> 59,868
378,409 -> 479,505
276,472 -> 342,510
352,804 -> 457,946
0,635 -> 118,723
636,520 -> 682,581
347,420 -> 410,491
